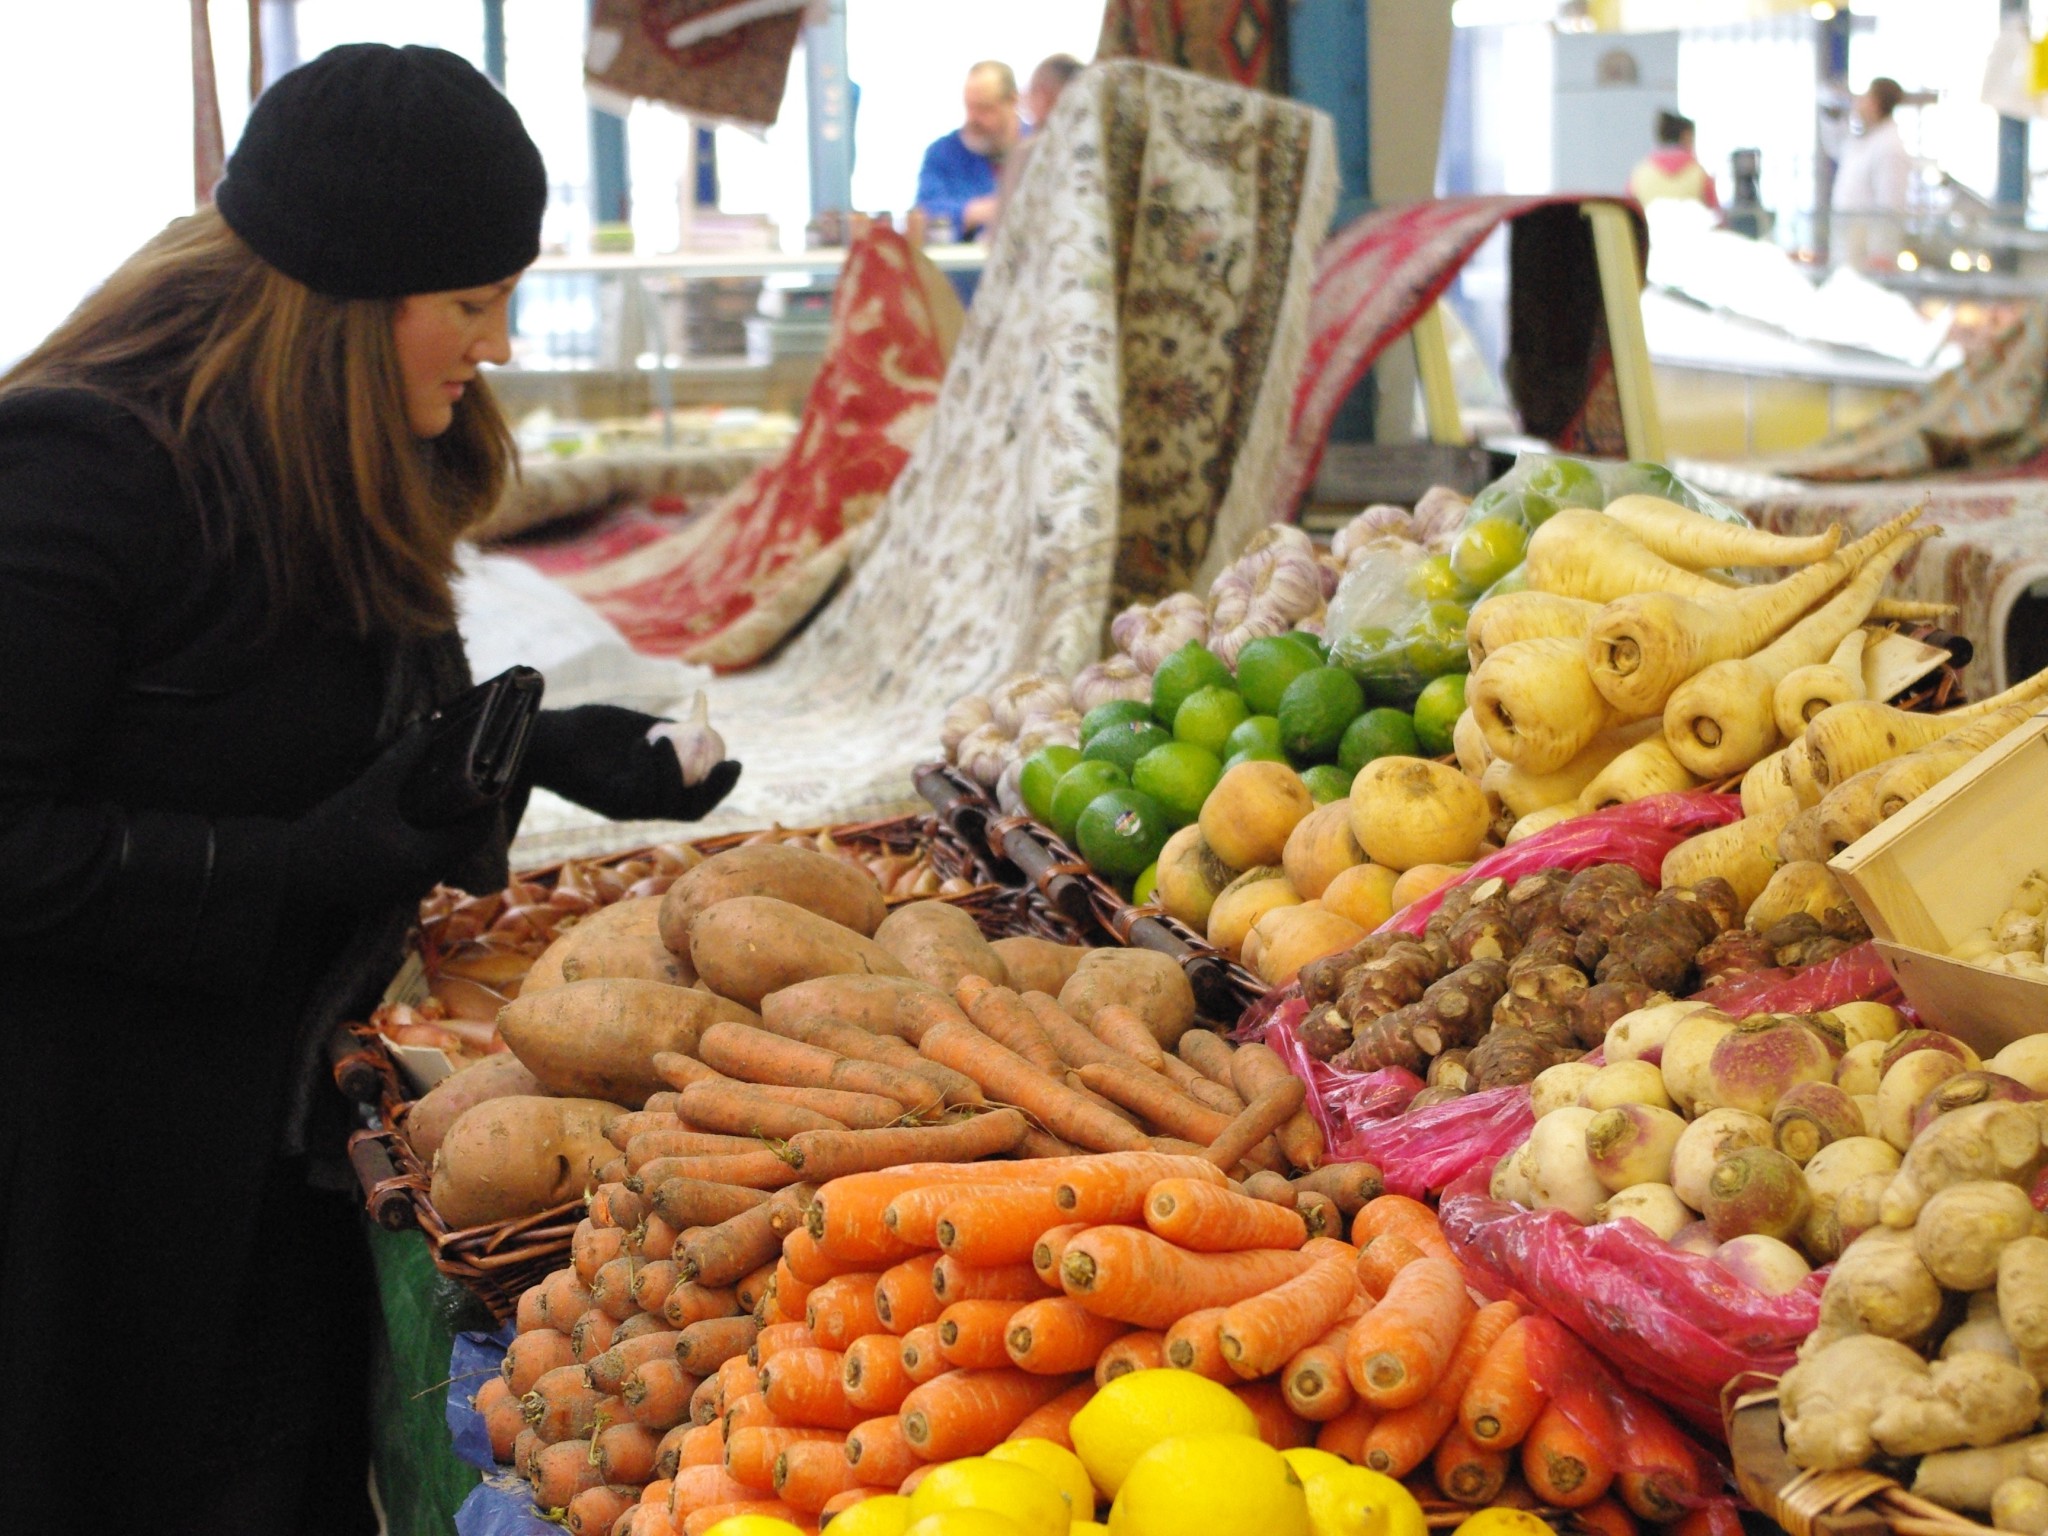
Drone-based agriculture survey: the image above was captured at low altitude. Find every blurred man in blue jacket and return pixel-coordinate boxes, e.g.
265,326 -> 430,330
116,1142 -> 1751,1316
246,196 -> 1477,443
915,61 -> 1021,243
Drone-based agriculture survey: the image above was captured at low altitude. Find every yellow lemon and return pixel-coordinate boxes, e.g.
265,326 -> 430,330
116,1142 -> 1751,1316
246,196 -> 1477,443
1107,1433 -> 1309,1536
1069,1367 -> 1260,1497
1282,1447 -> 1354,1486
826,1495 -> 916,1536
910,1458 -> 1070,1536
1452,1511 -> 1557,1536
702,1519 -> 809,1536
1303,1466 -> 1430,1536
905,1514 -> 1031,1536
988,1439 -> 1098,1522
1072,1526 -> 1111,1535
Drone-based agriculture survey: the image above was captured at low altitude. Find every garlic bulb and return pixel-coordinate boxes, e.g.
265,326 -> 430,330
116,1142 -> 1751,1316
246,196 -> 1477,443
1293,609 -> 1327,639
1331,504 -> 1415,565
1015,712 -> 1082,759
1412,485 -> 1472,552
954,722 -> 1015,788
1069,655 -> 1154,714
988,674 -> 1071,734
1110,592 -> 1208,673
646,692 -> 727,786
1205,525 -> 1325,667
995,758 -> 1029,818
942,694 -> 993,758
1315,552 -> 1345,599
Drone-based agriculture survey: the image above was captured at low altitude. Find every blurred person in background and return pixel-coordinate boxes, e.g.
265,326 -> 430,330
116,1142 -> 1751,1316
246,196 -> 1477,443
993,53 -> 1084,225
914,60 -> 1022,243
1628,111 -> 1719,211
1831,77 -> 1913,270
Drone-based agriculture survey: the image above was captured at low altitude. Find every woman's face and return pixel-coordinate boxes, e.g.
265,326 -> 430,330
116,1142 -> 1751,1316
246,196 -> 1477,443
391,277 -> 518,438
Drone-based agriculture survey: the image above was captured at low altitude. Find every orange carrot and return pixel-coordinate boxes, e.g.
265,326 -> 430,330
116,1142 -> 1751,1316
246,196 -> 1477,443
565,1483 -> 638,1536
931,1256 -> 1051,1306
723,1426 -> 841,1493
898,1324 -> 948,1384
1164,1307 -> 1235,1382
589,1184 -> 648,1231
721,1393 -> 777,1438
716,1356 -> 760,1413
539,1270 -> 599,1330
1356,1233 -> 1427,1301
629,1149 -> 808,1190
846,1415 -> 923,1489
1018,991 -> 1128,1072
529,1439 -> 606,1509
1218,1241 -> 1362,1379
917,1022 -> 1149,1152
759,1347 -> 865,1430
726,1080 -> 911,1131
590,1332 -> 685,1395
806,1161 -> 1069,1265
675,1316 -> 758,1375
1314,1398 -> 1380,1462
735,1263 -> 779,1318
874,1253 -> 945,1334
1009,1378 -> 1097,1450
592,1256 -> 645,1322
512,1428 -> 545,1484
898,1368 -> 1086,1461
516,1284 -> 550,1335
678,1081 -> 845,1139
680,1501 -> 803,1536
667,1463 -> 759,1519
1089,1004 -> 1168,1070
842,1333 -> 917,1414
805,1272 -> 885,1351
688,1374 -> 722,1428
667,1422 -> 724,1475
1177,1029 -> 1239,1085
1523,1402 -> 1616,1509
1460,1315 -> 1549,1448
783,1114 -> 1046,1182
595,1421 -> 663,1485
1234,1379 -> 1317,1450
1094,1331 -> 1166,1386
956,978 -> 1066,1075
576,1222 -> 632,1286
699,1019 -> 943,1116
1344,1257 -> 1475,1409
773,1436 -> 865,1515
479,1380 -> 526,1463
636,1171 -> 778,1219
1283,1319 -> 1360,1423
629,1260 -> 683,1316
1230,1043 -> 1326,1170
883,1181 -> 1010,1247
634,1215 -> 683,1263
1058,1227 -> 1319,1328
750,1321 -> 815,1368
1571,1497 -> 1641,1536
616,1312 -> 672,1345
631,1506 -> 675,1536
1004,1297 -> 1128,1375
1435,1425 -> 1511,1507
676,1201 -> 787,1289
611,1109 -> 688,1150
505,1329 -> 577,1396
1076,1062 -> 1232,1142
936,1186 -> 1068,1266
1614,1394 -> 1708,1522
1032,1222 -> 1089,1290
782,1225 -> 858,1287
524,1365 -> 612,1442
1050,1152 -> 1230,1224
1362,1300 -> 1522,1477
937,1299 -> 1030,1370
655,1283 -> 733,1331
1353,1194 -> 1453,1263
821,1488 -> 879,1519
897,1462 -> 940,1498
1204,1078 -> 1308,1174
1145,1177 -> 1309,1254
621,1358 -> 699,1429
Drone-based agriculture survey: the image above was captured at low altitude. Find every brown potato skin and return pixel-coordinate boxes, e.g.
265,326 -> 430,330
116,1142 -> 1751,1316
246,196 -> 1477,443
989,937 -> 1090,997
1057,949 -> 1198,1048
404,1052 -> 543,1163
498,977 -> 758,1102
757,974 -> 941,1038
873,900 -> 1009,993
658,846 -> 887,952
526,898 -> 692,996
687,896 -> 909,1010
429,1095 -> 626,1229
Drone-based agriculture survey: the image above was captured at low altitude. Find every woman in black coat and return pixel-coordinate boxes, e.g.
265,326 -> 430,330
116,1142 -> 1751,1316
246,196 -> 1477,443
0,45 -> 736,1533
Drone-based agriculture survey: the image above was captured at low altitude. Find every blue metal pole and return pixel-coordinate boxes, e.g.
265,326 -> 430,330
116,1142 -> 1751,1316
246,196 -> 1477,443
806,0 -> 854,219
1998,0 -> 2030,217
1289,0 -> 1373,442
482,0 -> 506,87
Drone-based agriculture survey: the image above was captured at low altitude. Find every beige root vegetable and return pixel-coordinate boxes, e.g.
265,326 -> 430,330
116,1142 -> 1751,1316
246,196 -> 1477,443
1800,1136 -> 1902,1261
1808,1226 -> 1943,1349
1671,1108 -> 1772,1211
1881,1099 -> 2048,1227
1785,737 -> 1826,808
1467,591 -> 1598,670
1877,1049 -> 1968,1152
1523,509 -> 1750,604
1580,1059 -> 1673,1113
1741,747 -> 1804,822
1603,999 -> 1712,1065
1530,1061 -> 1601,1120
1660,804 -> 1795,917
1595,1182 -> 1692,1241
1528,1105 -> 1606,1223
1481,720 -> 1660,818
1747,862 -> 1857,935
1779,1333 -> 1932,1470
1712,1233 -> 1812,1295
1469,637 -> 1631,774
1991,1037 -> 2048,1095
1877,742 -> 1984,822
1999,1237 -> 2048,1353
1834,1040 -> 1889,1098
1599,495 -> 1844,569
1506,805 -> 1578,844
1813,764 -> 1892,859
1942,1291 -> 2022,1366
1664,526 -> 1936,779
1575,735 -> 1702,812
1772,629 -> 1869,743
1490,1141 -> 1537,1206
1804,663 -> 2048,793
1993,1479 -> 2048,1536
1914,1181 -> 2042,1290
1661,1009 -> 1739,1116
1453,708 -> 1494,778
1871,1351 -> 2042,1457
1777,805 -> 1832,866
1830,1002 -> 1903,1049
1584,513 -> 1894,716
1913,1434 -> 2048,1513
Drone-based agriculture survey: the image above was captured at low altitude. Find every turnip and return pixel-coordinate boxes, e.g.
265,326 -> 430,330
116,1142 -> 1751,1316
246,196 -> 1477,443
1527,1106 -> 1605,1223
1530,1061 -> 1600,1121
1712,1233 -> 1813,1297
1672,1107 -> 1773,1211
1992,1036 -> 2048,1096
1662,1008 -> 1738,1115
1489,1141 -> 1536,1207
1580,1059 -> 1674,1113
1854,1094 -> 1881,1137
1670,1220 -> 1720,1257
1800,1136 -> 1903,1261
1703,1145 -> 1812,1243
1834,1039 -> 1888,1097
1595,1182 -> 1692,1242
1909,1071 -> 2039,1143
1827,1001 -> 1903,1049
1603,998 -> 1713,1066
1878,1049 -> 1969,1151
1584,1103 -> 1687,1193
1705,1018 -> 1835,1118
1880,1029 -> 1980,1076
1772,1082 -> 1865,1166
1832,1171 -> 1894,1254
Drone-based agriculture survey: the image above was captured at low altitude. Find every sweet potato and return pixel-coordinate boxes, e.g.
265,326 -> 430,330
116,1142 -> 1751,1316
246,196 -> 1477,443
1058,949 -> 1198,1049
990,938 -> 1091,998
688,898 -> 909,1011
758,975 -> 943,1041
499,979 -> 759,1103
403,1052 -> 542,1163
527,898 -> 696,995
660,845 -> 888,947
430,1096 -> 626,1229
873,901 -> 1009,993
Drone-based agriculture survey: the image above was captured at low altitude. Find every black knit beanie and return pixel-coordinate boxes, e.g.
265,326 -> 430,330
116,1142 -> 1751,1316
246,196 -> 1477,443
215,44 -> 547,300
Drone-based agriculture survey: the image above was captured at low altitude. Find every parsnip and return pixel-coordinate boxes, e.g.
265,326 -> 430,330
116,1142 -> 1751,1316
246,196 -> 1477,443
1869,597 -> 1959,624
1660,801 -> 1795,913
1741,747 -> 1802,821
1785,737 -> 1825,808
1469,635 -> 1630,773
1874,743 -> 1976,821
1584,512 -> 1912,717
1777,804 -> 1832,866
1523,509 -> 1756,604
1466,591 -> 1598,670
1664,526 -> 1935,779
1804,663 -> 2048,792
1598,495 -> 1843,570
1576,734 -> 1702,812
1452,708 -> 1493,778
1505,805 -> 1576,844
1772,629 -> 1869,743
1481,719 -> 1660,817
1814,765 -> 1891,859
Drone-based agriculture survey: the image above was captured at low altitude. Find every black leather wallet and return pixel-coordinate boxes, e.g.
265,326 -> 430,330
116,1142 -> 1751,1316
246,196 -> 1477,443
398,666 -> 545,827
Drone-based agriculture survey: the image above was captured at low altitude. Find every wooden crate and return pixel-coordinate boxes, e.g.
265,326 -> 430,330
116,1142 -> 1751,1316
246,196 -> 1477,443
1830,713 -> 2048,1057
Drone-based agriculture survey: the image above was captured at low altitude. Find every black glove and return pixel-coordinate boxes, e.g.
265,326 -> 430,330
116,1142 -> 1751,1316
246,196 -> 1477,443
526,704 -> 742,823
287,725 -> 502,910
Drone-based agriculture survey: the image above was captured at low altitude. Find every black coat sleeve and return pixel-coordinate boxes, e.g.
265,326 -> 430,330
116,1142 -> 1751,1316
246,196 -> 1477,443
0,392 -> 293,995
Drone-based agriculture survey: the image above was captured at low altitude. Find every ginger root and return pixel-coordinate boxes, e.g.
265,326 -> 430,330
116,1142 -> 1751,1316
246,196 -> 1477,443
1944,1290 -> 2024,1368
1915,1181 -> 2043,1291
1914,1433 -> 2048,1513
1869,1350 -> 2042,1457
1779,1334 -> 1931,1470
2001,1236 -> 2048,1354
1882,1100 -> 2048,1229
1993,1477 -> 2048,1536
1807,1225 -> 1943,1352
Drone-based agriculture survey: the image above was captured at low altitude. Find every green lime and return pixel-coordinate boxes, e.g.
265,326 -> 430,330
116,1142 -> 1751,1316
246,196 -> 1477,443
1301,763 -> 1355,804
1173,684 -> 1251,757
1479,565 -> 1530,600
1606,461 -> 1694,507
1151,642 -> 1234,727
1276,666 -> 1367,764
1082,719 -> 1174,776
1075,788 -> 1175,882
1224,714 -> 1285,762
1413,673 -> 1468,757
1132,860 -> 1160,905
1224,746 -> 1288,773
1403,600 -> 1470,677
1132,740 -> 1223,826
1234,634 -> 1322,715
1404,552 -> 1468,602
1449,517 -> 1530,593
1080,698 -> 1155,745
1019,745 -> 1083,824
1339,707 -> 1421,774
1049,760 -> 1129,843
1297,630 -> 1331,662
1523,456 -> 1605,511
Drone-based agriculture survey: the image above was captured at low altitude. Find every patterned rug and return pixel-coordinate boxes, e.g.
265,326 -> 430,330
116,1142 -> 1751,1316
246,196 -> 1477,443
1096,0 -> 1286,92
1276,195 -> 1639,515
585,0 -> 808,127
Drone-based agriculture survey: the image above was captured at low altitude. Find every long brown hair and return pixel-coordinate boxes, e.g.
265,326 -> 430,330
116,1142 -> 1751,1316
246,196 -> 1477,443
0,207 -> 514,638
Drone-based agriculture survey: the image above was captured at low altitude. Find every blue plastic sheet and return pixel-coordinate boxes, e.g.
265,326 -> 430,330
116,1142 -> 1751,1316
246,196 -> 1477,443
445,1326 -> 557,1536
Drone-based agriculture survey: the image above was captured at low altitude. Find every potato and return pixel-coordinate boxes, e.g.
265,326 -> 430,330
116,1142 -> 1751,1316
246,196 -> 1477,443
498,977 -> 758,1102
989,937 -> 1090,997
1057,948 -> 1197,1048
689,896 -> 909,1010
523,897 -> 691,995
430,1095 -> 625,1229
873,900 -> 1009,993
659,844 -> 887,949
402,1052 -> 542,1163
758,973 -> 942,1039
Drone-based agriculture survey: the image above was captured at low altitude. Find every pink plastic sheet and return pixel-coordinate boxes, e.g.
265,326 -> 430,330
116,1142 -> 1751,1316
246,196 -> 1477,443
1690,939 -> 1900,1016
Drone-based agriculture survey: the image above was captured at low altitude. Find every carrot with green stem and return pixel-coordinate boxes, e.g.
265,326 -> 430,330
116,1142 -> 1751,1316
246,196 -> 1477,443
1164,1307 -> 1236,1382
590,1332 -> 685,1394
846,1414 -> 923,1488
931,1256 -> 1049,1305
1095,1331 -> 1165,1385
675,1316 -> 758,1375
937,1299 -> 1032,1370
955,976 -> 1065,1074
805,1271 -> 885,1350
1361,1299 -> 1521,1476
1005,1296 -> 1128,1375
1077,1062 -> 1232,1142
529,1439 -> 607,1509
1219,1239 -> 1362,1379
759,1346 -> 865,1430
842,1332 -> 916,1413
785,1107 -> 1034,1182
773,1436 -> 866,1515
874,1253 -> 944,1333
1459,1314 -> 1550,1448
917,1022 -> 1150,1152
1145,1177 -> 1309,1253
936,1185 -> 1068,1266
505,1328 -> 577,1396
1522,1400 -> 1616,1508
1435,1425 -> 1511,1507
898,1368 -> 1087,1461
1033,1223 -> 1089,1289
898,1324 -> 948,1384
1050,1151 -> 1230,1223
1345,1256 -> 1475,1409
513,1428 -> 545,1484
